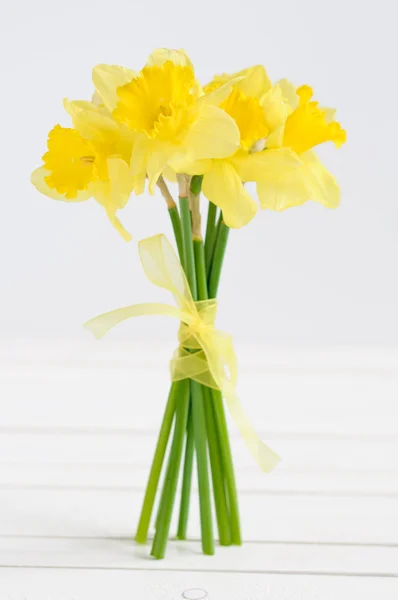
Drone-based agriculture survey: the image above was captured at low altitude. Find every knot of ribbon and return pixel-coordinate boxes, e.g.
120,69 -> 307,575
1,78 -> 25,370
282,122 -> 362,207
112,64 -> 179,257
84,234 -> 280,473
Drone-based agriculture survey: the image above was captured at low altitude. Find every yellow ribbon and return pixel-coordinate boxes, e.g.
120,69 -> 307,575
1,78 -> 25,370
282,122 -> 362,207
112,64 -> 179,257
84,234 -> 280,473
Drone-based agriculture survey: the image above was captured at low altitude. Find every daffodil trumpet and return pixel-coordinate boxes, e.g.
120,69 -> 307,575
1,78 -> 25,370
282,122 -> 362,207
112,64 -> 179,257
31,47 -> 346,560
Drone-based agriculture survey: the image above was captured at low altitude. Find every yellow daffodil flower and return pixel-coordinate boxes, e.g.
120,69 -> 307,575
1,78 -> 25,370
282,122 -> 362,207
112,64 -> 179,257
92,49 -> 241,195
199,66 -> 346,219
31,50 -> 346,237
31,103 -> 135,240
177,67 -> 300,228
256,81 -> 347,211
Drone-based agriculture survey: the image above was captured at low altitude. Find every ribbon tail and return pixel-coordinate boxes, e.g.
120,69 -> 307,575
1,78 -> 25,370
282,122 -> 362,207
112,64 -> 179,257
223,387 -> 280,473
84,303 -> 183,339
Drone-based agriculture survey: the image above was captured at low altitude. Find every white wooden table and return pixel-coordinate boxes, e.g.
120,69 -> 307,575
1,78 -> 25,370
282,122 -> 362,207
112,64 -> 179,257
1,341 -> 397,599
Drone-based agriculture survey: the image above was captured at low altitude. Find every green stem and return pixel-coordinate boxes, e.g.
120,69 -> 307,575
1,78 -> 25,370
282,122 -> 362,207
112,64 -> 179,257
194,239 -> 231,546
180,195 -> 214,555
190,174 -> 203,196
175,198 -> 196,542
176,409 -> 194,539
135,382 -> 178,543
154,452 -> 174,532
168,206 -> 184,265
191,380 -> 214,554
204,202 -> 219,272
204,214 -> 241,545
155,443 -> 174,530
167,197 -> 194,540
193,239 -> 208,301
211,389 -> 241,545
208,217 -> 230,298
136,201 -> 184,546
179,196 -> 197,298
203,386 -> 232,545
151,379 -> 190,559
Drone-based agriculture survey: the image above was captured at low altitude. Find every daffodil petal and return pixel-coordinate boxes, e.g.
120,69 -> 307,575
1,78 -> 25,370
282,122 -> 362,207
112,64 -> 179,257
147,144 -> 175,194
133,173 -> 147,195
168,156 -> 212,175
70,108 -> 119,143
231,148 -> 300,182
198,76 -> 244,107
300,150 -> 341,208
322,107 -> 337,123
92,160 -> 133,213
93,166 -> 132,241
266,124 -> 285,149
63,98 -> 99,119
162,166 -> 177,183
129,134 -> 149,194
257,173 -> 307,211
237,65 -> 271,98
31,167 -> 92,202
202,161 -> 258,228
92,64 -> 137,112
183,104 -> 240,162
257,150 -> 340,211
105,210 -> 132,242
92,91 -> 103,107
146,48 -> 193,68
107,157 -> 134,209
130,133 -> 149,177
260,85 -> 291,132
277,79 -> 299,110
204,65 -> 270,100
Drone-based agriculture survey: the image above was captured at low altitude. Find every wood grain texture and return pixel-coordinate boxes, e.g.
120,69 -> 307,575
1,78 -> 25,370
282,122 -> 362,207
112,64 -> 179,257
1,341 -> 397,598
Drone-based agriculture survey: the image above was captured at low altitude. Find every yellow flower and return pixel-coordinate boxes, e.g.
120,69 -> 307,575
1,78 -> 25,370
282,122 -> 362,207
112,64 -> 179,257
283,85 -> 346,154
178,70 -> 300,228
31,103 -> 135,240
257,81 -> 346,211
202,68 -> 346,217
94,49 -> 241,194
204,64 -> 291,138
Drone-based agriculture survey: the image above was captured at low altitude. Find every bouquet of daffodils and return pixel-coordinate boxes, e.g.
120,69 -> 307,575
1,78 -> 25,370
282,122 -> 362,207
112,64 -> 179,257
32,48 -> 345,559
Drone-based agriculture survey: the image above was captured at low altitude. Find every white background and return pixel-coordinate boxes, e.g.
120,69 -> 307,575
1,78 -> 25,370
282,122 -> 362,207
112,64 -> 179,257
1,1 -> 398,598
1,0 -> 397,346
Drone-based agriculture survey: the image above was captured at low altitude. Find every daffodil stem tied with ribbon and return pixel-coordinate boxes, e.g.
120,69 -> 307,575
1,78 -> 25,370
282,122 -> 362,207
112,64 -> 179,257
178,190 -> 214,555
34,47 -> 346,559
132,179 -> 248,557
84,182 -> 281,557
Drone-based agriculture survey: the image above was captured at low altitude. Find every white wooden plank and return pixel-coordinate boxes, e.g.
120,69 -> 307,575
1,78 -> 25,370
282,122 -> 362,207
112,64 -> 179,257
0,536 -> 397,575
1,342 -> 397,588
1,489 -> 397,544
1,568 -> 397,600
1,432 -> 396,476
3,340 -> 398,371
2,461 -> 397,494
2,365 -> 397,424
1,344 -> 397,435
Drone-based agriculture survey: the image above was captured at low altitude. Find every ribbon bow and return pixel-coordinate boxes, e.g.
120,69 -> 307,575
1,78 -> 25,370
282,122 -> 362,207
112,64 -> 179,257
84,234 -> 280,472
